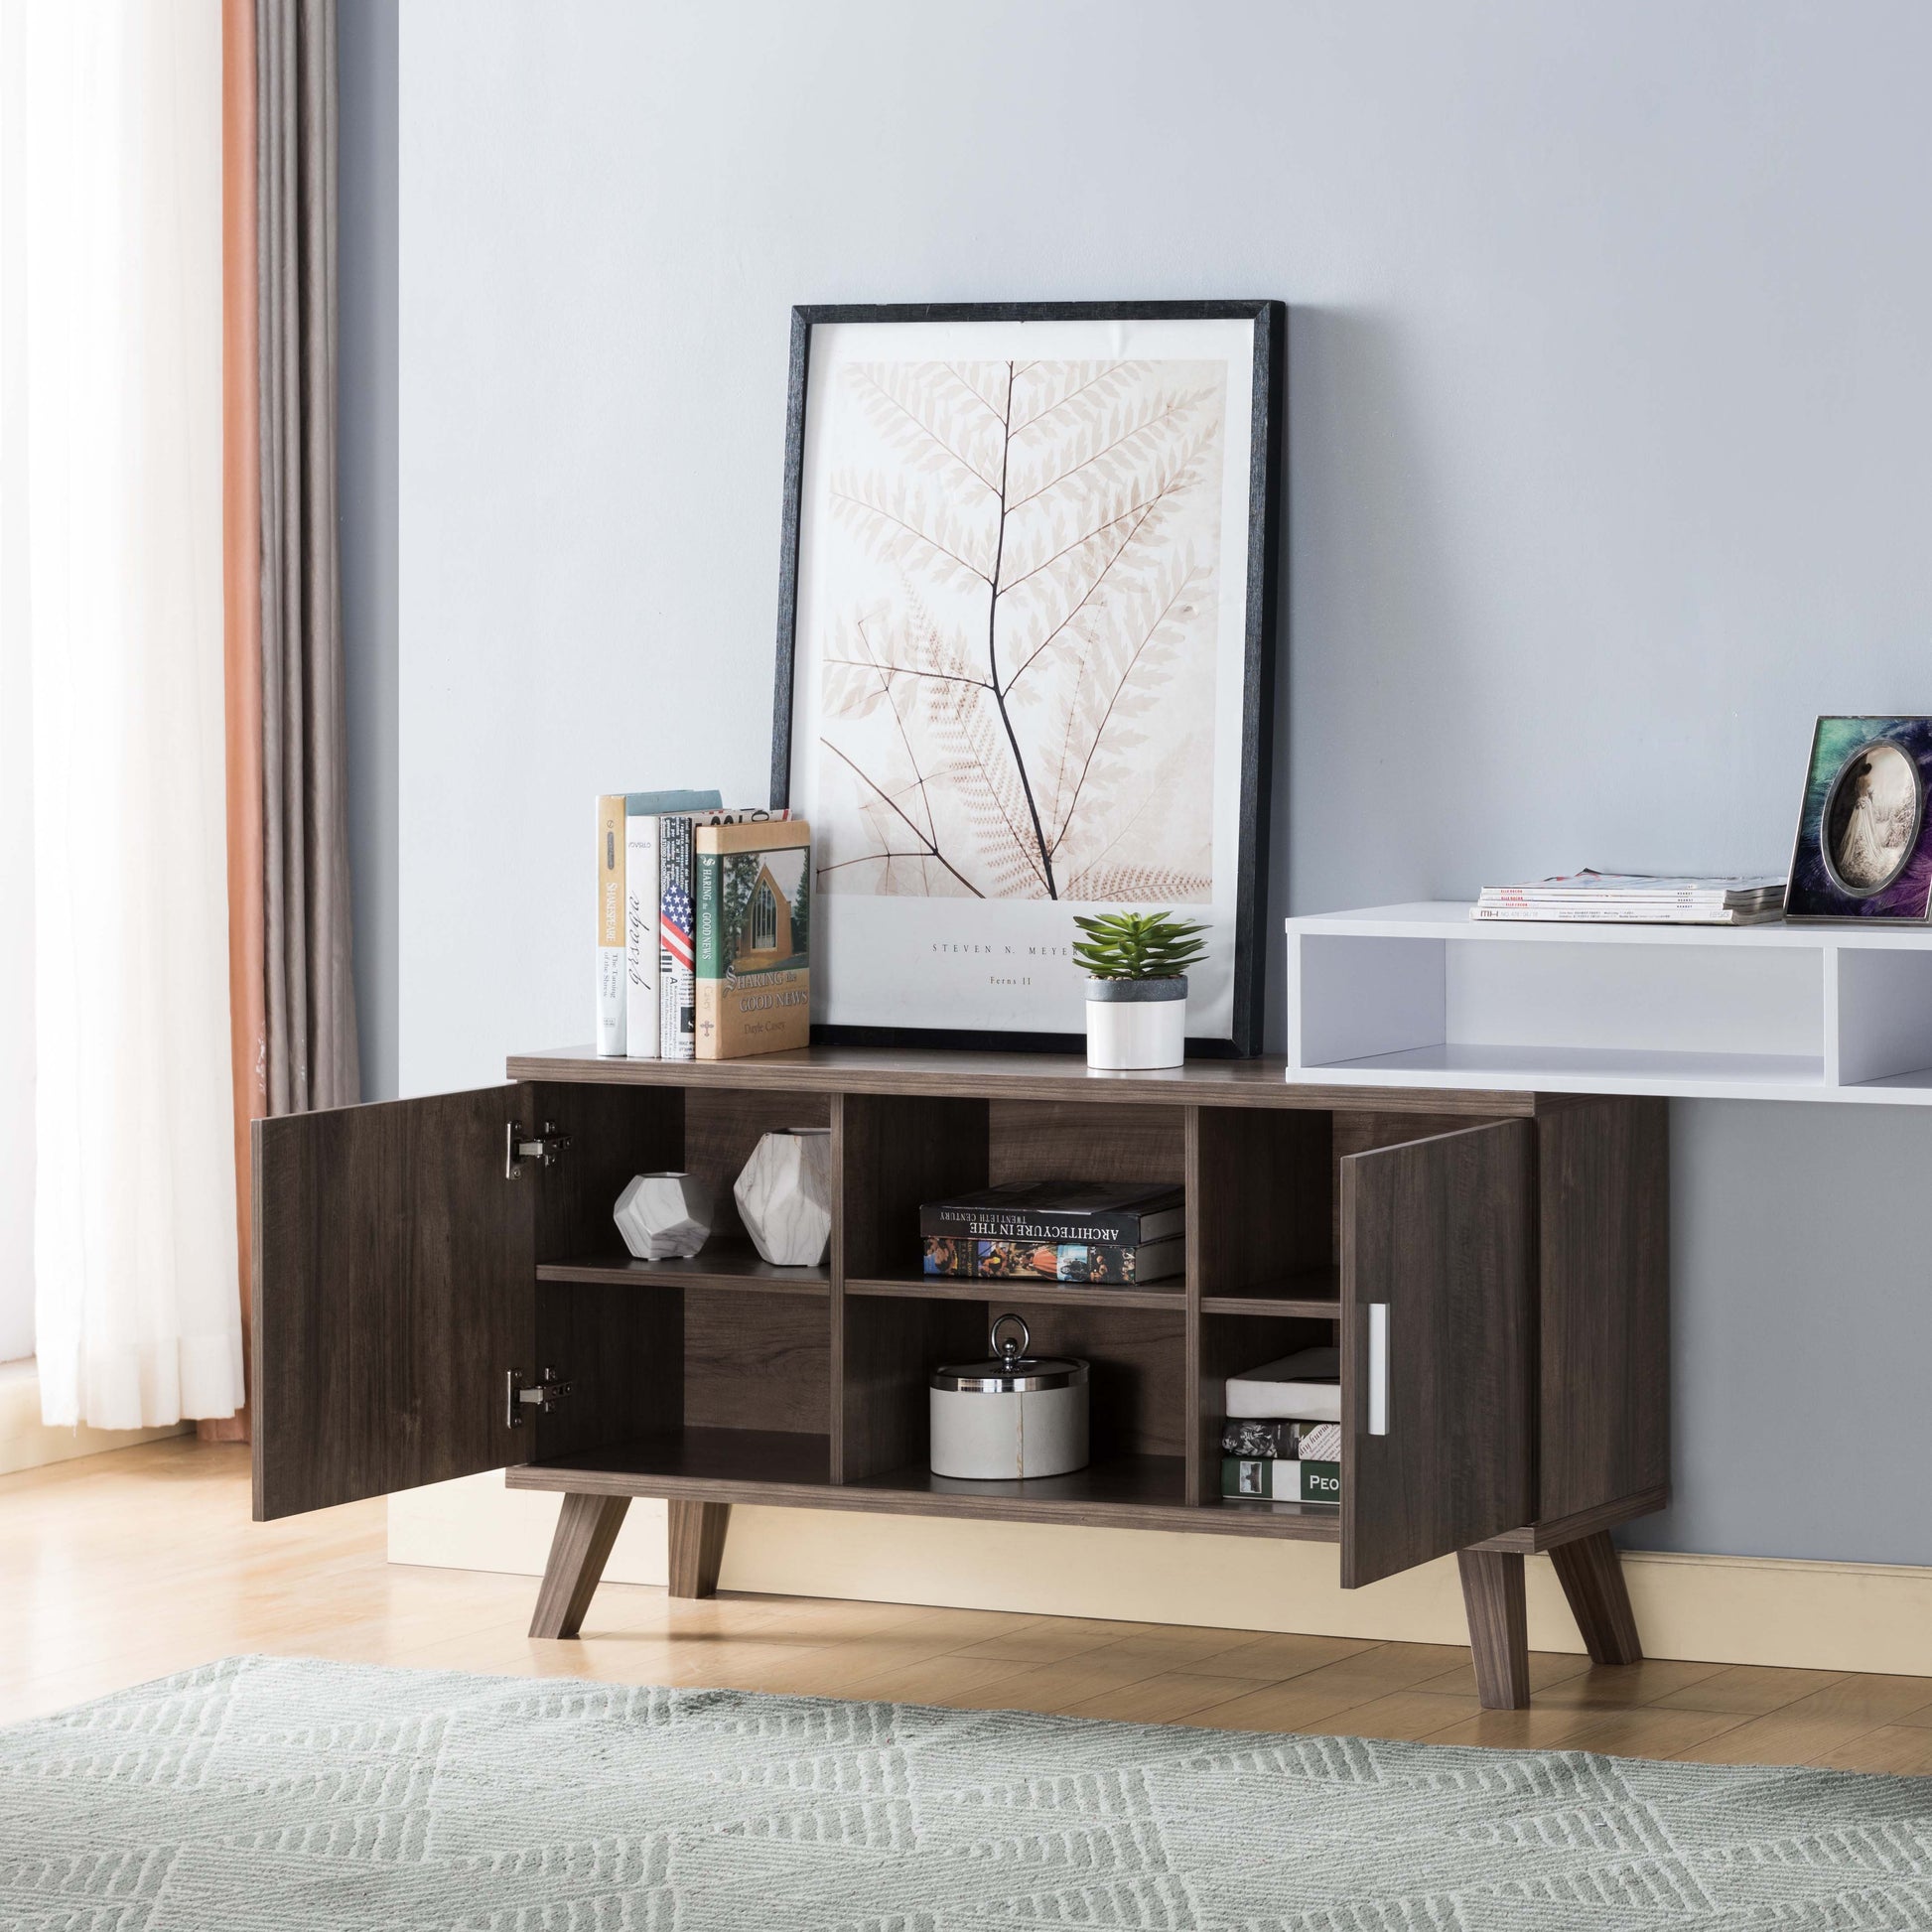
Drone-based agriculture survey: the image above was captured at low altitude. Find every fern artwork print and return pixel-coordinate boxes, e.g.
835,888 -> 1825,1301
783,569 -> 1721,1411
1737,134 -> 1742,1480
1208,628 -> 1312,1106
773,303 -> 1284,1054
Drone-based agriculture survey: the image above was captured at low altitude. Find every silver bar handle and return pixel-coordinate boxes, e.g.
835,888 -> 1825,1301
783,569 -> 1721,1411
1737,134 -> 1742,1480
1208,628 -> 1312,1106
1367,1303 -> 1390,1436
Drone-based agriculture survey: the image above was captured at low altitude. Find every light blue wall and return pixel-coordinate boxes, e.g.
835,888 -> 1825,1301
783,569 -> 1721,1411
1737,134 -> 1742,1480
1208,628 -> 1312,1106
373,0 -> 1932,1565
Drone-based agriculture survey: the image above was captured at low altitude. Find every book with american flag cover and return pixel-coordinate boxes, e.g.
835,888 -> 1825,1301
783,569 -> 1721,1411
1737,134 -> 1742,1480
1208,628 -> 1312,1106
658,809 -> 788,1059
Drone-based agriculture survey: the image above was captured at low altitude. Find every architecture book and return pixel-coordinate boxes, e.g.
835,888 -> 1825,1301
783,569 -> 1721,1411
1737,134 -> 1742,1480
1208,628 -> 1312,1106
693,818 -> 812,1060
921,1235 -> 1183,1284
918,1180 -> 1185,1247
623,789 -> 722,1061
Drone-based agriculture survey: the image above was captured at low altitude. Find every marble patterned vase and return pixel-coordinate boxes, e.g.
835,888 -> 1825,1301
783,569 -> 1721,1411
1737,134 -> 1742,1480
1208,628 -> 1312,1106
734,1128 -> 833,1267
613,1172 -> 714,1261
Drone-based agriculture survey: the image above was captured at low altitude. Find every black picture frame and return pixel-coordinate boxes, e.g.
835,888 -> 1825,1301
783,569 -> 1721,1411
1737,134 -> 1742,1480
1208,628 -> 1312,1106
769,299 -> 1286,1057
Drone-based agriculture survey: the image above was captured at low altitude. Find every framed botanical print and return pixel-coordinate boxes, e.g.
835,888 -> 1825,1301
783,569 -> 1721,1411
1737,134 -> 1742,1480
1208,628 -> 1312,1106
770,300 -> 1285,1056
1785,715 -> 1932,921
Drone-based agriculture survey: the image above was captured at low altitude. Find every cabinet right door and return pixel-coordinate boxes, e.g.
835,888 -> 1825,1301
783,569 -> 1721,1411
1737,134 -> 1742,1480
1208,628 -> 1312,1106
1338,1118 -> 1534,1587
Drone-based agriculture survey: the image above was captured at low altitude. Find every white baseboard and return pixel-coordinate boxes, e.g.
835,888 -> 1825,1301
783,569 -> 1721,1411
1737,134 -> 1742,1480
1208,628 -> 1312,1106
387,1476 -> 1932,1680
0,1359 -> 191,1477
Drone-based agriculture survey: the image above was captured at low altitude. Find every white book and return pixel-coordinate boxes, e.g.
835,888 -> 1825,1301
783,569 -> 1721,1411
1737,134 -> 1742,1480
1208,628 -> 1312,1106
624,810 -> 663,1059
1226,1346 -> 1341,1423
620,789 -> 723,1058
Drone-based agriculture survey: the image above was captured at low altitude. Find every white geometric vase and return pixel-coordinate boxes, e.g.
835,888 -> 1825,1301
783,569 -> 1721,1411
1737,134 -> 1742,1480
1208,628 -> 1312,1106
734,1127 -> 833,1267
613,1172 -> 714,1261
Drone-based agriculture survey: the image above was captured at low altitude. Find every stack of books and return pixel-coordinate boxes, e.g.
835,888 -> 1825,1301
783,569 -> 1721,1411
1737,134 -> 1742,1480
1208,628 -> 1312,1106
1470,871 -> 1785,925
595,793 -> 811,1062
1221,1347 -> 1341,1505
919,1180 -> 1184,1284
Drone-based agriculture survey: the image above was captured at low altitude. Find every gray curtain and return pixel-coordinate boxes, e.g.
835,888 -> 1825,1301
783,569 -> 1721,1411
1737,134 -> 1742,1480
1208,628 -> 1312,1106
257,0 -> 359,1114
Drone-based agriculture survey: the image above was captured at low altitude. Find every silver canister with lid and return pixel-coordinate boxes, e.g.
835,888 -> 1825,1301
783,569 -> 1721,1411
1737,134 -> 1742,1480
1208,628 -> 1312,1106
928,1313 -> 1090,1479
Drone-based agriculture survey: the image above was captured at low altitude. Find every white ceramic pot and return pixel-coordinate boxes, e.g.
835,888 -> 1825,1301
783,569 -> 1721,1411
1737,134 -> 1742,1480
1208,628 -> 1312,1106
612,1172 -> 713,1260
734,1127 -> 833,1266
1084,975 -> 1186,1070
929,1313 -> 1089,1480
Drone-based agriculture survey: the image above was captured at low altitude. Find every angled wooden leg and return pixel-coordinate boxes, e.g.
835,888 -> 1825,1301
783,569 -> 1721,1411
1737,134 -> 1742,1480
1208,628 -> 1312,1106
667,1500 -> 731,1598
1550,1530 -> 1643,1666
1457,1548 -> 1531,1710
529,1492 -> 630,1639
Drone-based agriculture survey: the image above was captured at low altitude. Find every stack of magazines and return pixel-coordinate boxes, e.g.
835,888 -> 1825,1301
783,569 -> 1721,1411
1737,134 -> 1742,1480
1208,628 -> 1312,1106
1221,1348 -> 1341,1507
1470,871 -> 1786,925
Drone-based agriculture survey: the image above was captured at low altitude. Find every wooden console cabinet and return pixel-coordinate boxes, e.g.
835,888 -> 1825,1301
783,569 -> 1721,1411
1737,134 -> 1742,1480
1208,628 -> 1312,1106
252,1046 -> 1667,1710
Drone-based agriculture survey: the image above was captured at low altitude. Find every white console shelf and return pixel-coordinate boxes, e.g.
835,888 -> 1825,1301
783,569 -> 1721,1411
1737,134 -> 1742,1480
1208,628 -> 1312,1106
1285,903 -> 1932,1105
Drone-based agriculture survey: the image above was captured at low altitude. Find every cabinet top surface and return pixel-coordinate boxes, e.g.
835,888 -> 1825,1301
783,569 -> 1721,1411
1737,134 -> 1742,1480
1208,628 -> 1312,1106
505,1044 -> 1540,1114
1290,900 -> 1932,948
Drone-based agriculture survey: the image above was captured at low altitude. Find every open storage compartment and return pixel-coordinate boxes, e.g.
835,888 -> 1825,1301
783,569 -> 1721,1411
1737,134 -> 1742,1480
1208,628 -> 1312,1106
840,1093 -> 1187,1306
1190,1104 -> 1535,1578
836,1091 -> 1188,1510
527,1082 -> 835,1487
535,1084 -> 834,1292
1290,914 -> 1830,1097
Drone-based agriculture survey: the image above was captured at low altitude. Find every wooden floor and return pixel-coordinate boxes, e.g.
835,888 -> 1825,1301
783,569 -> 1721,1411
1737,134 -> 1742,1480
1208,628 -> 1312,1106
9,1437 -> 1932,1772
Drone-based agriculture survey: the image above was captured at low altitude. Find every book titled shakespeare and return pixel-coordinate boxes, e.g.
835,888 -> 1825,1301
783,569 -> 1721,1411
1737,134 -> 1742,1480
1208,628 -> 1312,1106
919,1180 -> 1185,1247
694,818 -> 812,1059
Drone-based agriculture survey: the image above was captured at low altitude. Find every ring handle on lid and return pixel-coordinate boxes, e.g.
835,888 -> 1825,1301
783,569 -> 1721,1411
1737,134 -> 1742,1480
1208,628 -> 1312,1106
990,1312 -> 1031,1368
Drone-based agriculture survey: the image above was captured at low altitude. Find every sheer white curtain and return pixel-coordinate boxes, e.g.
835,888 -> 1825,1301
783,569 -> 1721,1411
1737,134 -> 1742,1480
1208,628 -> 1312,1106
12,0 -> 242,1427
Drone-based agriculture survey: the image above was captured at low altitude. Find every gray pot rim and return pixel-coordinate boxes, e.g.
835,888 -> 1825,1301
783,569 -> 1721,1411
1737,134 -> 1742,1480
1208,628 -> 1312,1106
1085,975 -> 1187,1004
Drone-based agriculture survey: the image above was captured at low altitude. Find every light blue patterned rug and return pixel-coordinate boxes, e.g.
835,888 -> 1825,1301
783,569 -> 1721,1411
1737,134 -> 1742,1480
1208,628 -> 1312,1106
3,1655 -> 1931,1930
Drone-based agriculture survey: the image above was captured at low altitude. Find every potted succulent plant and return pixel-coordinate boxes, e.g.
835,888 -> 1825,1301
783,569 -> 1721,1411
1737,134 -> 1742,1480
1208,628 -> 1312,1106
1071,911 -> 1207,1070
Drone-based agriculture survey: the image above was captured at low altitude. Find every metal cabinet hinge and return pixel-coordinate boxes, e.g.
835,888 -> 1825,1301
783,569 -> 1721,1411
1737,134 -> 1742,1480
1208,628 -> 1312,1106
505,1120 -> 570,1178
506,1365 -> 573,1429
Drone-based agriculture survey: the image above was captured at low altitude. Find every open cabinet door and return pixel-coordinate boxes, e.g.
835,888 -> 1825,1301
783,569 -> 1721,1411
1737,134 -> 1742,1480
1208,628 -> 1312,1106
1339,1118 -> 1533,1587
253,1086 -> 535,1520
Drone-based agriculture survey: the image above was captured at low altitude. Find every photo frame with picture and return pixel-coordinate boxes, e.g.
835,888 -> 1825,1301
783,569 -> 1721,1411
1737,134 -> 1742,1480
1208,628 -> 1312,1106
768,300 -> 1285,1055
1784,716 -> 1932,921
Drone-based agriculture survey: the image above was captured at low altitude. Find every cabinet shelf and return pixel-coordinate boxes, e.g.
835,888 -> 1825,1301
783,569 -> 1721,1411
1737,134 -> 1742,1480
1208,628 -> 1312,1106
505,1442 -> 1354,1540
1287,902 -> 1932,1104
846,1274 -> 1184,1311
1199,1267 -> 1341,1318
535,1239 -> 830,1296
860,1451 -> 1190,1521
515,1427 -> 834,1493
1309,1039 -> 1827,1097
1200,1496 -> 1343,1534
